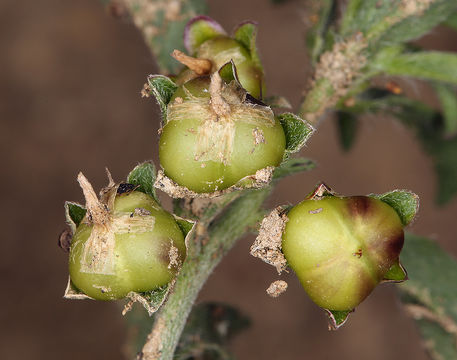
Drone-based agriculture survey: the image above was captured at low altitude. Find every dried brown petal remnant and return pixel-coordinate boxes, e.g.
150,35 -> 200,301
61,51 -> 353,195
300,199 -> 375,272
250,207 -> 288,274
266,280 -> 288,298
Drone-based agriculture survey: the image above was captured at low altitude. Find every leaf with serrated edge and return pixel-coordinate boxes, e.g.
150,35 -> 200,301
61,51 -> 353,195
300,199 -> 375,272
433,82 -> 457,136
64,201 -> 86,233
273,157 -> 315,180
147,75 -> 178,124
233,21 -> 263,71
127,161 -> 159,203
371,190 -> 419,226
184,15 -> 226,54
382,262 -> 408,283
278,113 -> 315,157
123,216 -> 196,315
325,309 -> 353,330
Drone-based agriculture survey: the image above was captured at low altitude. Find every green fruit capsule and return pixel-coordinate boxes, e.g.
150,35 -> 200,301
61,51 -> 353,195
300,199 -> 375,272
282,196 -> 404,311
159,74 -> 285,194
195,36 -> 265,99
69,183 -> 186,300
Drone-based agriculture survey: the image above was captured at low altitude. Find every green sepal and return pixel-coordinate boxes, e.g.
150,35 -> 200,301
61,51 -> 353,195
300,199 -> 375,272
433,82 -> 457,137
127,161 -> 159,204
147,75 -> 178,124
273,157 -> 315,180
325,309 -> 352,330
382,262 -> 408,283
371,190 -> 419,226
336,111 -> 359,151
63,278 -> 92,300
64,201 -> 86,233
306,182 -> 336,200
173,216 -> 196,238
183,15 -> 226,54
277,113 -> 315,158
233,21 -> 263,71
218,60 -> 241,85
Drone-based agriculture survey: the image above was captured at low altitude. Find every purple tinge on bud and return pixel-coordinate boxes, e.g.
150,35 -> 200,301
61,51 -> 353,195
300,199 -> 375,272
184,15 -> 227,54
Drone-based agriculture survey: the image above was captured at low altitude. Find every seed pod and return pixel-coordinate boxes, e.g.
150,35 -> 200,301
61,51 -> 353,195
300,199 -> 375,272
68,173 -> 186,300
177,16 -> 265,99
282,195 -> 405,311
158,71 -> 285,195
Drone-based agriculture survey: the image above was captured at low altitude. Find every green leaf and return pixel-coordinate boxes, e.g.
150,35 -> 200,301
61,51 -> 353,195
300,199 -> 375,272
64,202 -> 86,231
176,302 -> 250,359
371,190 -> 419,226
336,111 -> 359,151
306,0 -> 338,63
433,82 -> 457,136
377,0 -> 457,46
233,21 -> 263,71
273,157 -> 315,180
147,75 -> 178,123
398,233 -> 457,359
127,161 -> 159,203
277,113 -> 315,157
184,15 -> 226,54
325,309 -> 352,330
382,262 -> 407,282
373,51 -> 457,85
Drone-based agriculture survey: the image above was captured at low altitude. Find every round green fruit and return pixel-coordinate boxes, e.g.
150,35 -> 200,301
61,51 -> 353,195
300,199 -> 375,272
159,76 -> 286,194
282,196 -> 404,311
196,36 -> 265,99
69,191 -> 186,300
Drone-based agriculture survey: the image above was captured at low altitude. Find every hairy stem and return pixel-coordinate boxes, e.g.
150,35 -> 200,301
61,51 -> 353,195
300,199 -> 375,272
140,188 -> 271,360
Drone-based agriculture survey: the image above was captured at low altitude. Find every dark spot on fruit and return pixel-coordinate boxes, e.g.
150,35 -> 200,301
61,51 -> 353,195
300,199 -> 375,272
347,196 -> 372,217
387,230 -> 404,259
353,248 -> 362,258
117,183 -> 137,195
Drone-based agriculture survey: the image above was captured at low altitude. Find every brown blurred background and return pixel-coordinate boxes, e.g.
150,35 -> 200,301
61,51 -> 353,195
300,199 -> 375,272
1,0 -> 456,359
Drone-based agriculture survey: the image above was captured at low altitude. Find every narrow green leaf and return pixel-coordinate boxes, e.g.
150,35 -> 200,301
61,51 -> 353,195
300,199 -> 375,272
127,161 -> 159,203
377,0 -> 457,45
306,0 -> 338,63
273,157 -> 315,180
64,202 -> 86,229
277,113 -> 315,157
373,51 -> 457,85
336,111 -> 359,151
233,21 -> 263,71
382,262 -> 407,282
433,82 -> 457,136
184,15 -> 226,54
398,233 -> 457,359
325,309 -> 352,330
371,190 -> 419,226
147,75 -> 178,123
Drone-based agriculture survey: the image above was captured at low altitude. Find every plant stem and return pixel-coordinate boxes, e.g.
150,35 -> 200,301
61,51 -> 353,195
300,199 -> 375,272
140,188 -> 271,360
